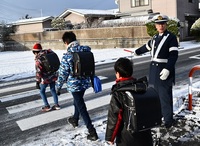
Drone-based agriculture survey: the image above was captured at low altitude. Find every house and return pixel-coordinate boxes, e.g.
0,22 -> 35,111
116,0 -> 200,40
10,9 -> 117,34
11,16 -> 54,34
58,8 -> 118,28
10,1 -> 200,40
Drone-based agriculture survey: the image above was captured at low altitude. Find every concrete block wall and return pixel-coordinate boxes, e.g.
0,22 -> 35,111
5,26 -> 150,51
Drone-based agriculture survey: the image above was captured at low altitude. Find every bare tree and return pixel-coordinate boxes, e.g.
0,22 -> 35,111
0,21 -> 16,51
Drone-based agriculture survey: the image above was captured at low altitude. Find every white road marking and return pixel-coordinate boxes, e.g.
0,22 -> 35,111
6,81 -> 114,114
3,76 -> 113,131
189,54 -> 200,60
0,77 -> 35,87
1,89 -> 40,102
0,82 -> 34,93
0,76 -> 107,102
16,94 -> 111,131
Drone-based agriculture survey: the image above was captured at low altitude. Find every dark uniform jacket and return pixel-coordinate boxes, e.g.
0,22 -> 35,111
105,77 -> 153,146
135,30 -> 178,84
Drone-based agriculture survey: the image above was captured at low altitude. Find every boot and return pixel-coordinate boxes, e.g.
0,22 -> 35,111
87,127 -> 98,141
68,116 -> 78,128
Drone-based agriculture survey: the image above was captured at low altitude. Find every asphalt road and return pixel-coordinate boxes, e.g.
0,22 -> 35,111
1,47 -> 200,145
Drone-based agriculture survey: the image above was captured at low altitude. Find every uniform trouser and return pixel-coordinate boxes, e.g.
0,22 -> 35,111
149,62 -> 174,125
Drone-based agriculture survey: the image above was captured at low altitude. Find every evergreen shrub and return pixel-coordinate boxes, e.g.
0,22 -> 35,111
190,18 -> 200,41
145,19 -> 179,37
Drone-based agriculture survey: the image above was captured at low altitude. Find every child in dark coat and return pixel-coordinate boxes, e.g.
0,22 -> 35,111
105,57 -> 153,146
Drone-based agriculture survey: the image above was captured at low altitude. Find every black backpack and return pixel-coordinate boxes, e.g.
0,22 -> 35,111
39,50 -> 60,75
72,51 -> 95,77
122,87 -> 162,134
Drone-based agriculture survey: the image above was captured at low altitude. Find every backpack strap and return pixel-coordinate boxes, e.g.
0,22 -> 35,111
90,75 -> 94,88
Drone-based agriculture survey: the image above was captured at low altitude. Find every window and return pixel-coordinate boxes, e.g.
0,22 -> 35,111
131,0 -> 149,7
189,0 -> 193,3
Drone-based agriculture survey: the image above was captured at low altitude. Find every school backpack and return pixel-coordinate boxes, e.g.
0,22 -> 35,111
39,50 -> 60,75
72,51 -> 95,77
72,50 -> 102,93
123,87 -> 162,134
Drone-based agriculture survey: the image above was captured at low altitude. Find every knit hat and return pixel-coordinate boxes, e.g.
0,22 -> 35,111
32,43 -> 42,51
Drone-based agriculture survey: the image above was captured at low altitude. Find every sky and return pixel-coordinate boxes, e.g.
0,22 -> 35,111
0,0 -> 118,23
1,41 -> 200,145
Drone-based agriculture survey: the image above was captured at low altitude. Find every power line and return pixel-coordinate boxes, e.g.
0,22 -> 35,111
0,0 -> 43,22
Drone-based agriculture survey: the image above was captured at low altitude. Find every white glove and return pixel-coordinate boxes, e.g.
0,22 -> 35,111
160,68 -> 170,80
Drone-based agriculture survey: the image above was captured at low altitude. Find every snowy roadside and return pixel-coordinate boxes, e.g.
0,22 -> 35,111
1,40 -> 200,145
1,40 -> 200,82
18,82 -> 200,146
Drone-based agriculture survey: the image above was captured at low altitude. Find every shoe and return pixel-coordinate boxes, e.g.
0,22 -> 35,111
165,119 -> 176,129
52,104 -> 61,110
165,123 -> 172,129
87,127 -> 98,141
68,117 -> 78,128
42,105 -> 51,112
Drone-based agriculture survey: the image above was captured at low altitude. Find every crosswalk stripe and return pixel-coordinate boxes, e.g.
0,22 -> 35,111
1,89 -> 41,102
16,94 -> 111,131
6,81 -> 114,114
0,77 -> 35,87
0,74 -> 108,88
0,76 -> 108,102
3,75 -> 113,131
0,76 -> 107,93
0,82 -> 34,93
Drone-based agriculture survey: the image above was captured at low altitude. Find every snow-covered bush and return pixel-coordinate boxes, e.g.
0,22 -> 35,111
51,17 -> 66,30
145,19 -> 179,37
99,16 -> 147,28
190,18 -> 200,41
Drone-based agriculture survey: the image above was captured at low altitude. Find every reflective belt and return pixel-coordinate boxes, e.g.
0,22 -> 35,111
151,58 -> 168,63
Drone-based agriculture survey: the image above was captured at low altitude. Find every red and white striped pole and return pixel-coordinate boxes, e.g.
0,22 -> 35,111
124,49 -> 134,62
124,49 -> 133,53
188,65 -> 200,111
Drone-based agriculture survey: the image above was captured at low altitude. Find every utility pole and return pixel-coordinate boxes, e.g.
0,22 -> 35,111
40,9 -> 43,17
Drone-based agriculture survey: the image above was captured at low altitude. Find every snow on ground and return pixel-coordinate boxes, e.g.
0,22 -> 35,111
1,41 -> 200,145
0,40 -> 200,82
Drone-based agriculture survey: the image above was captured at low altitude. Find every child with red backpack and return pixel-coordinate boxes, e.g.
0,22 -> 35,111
32,43 -> 60,112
